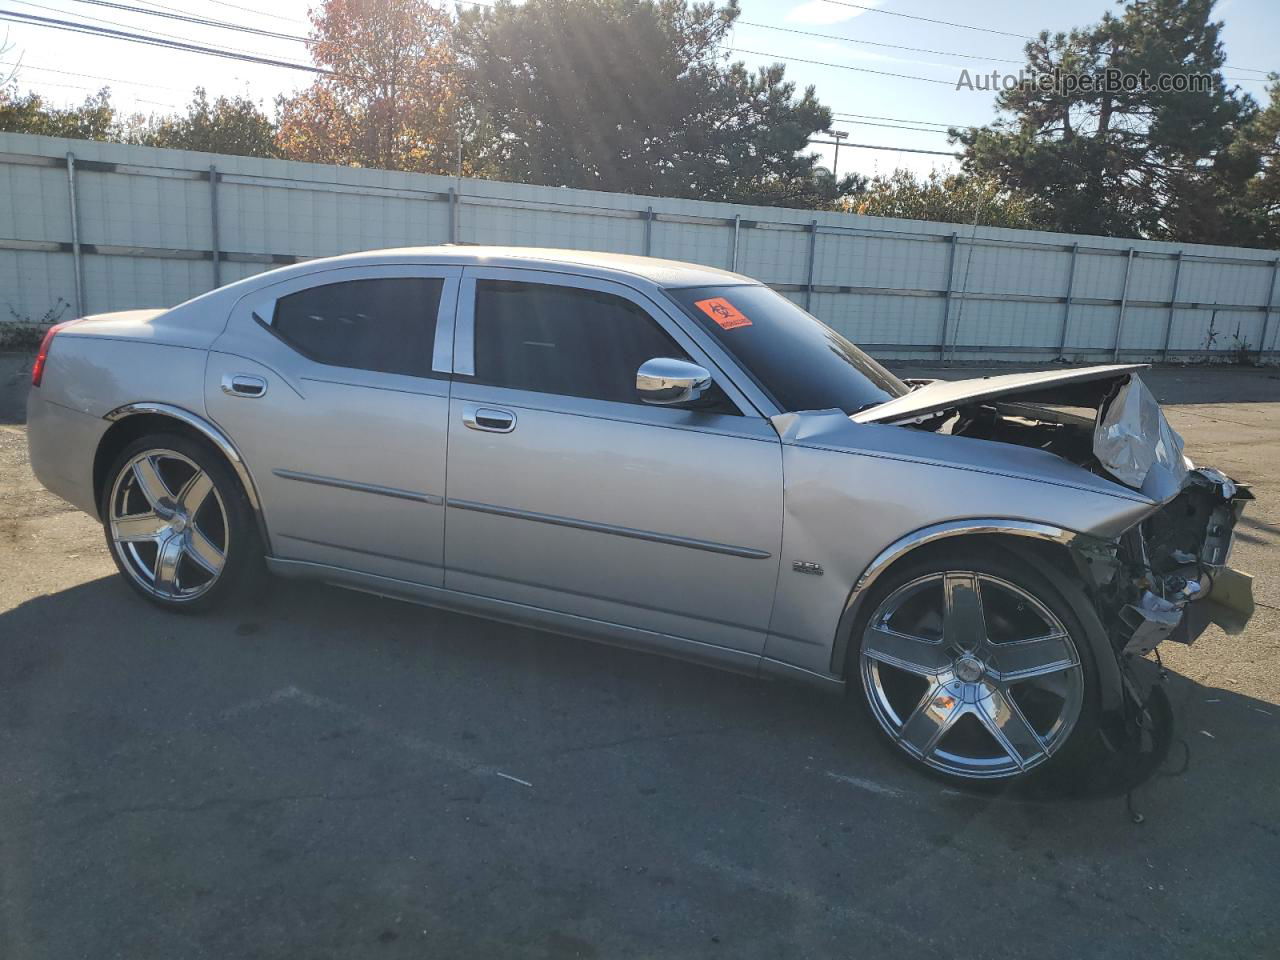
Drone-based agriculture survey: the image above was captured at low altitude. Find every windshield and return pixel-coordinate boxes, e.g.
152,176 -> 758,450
667,284 -> 908,415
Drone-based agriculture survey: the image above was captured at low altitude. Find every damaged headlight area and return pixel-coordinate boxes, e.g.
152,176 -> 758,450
859,364 -> 1257,667
1080,467 -> 1255,659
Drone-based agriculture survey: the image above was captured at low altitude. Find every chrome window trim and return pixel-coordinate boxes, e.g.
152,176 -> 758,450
453,265 -> 771,419
231,264 -> 464,381
432,273 -> 460,375
447,498 -> 773,560
453,275 -> 476,377
272,468 -> 443,505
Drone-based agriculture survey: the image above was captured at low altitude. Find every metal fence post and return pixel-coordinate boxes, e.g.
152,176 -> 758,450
1162,251 -> 1184,361
730,214 -> 741,272
209,164 -> 221,288
1112,248 -> 1135,361
1057,242 -> 1079,360
1260,258 -> 1280,356
447,187 -> 458,243
939,231 -> 958,360
804,219 -> 818,312
65,152 -> 84,318
643,206 -> 654,256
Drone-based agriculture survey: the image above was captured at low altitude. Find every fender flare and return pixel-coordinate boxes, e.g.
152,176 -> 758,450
102,402 -> 269,545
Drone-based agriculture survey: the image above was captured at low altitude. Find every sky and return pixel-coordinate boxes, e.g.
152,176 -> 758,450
0,0 -> 1276,182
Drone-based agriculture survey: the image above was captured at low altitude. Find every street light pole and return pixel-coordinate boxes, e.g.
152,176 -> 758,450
830,129 -> 849,181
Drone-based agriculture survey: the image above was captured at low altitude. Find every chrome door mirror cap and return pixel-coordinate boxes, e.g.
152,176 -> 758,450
636,357 -> 712,406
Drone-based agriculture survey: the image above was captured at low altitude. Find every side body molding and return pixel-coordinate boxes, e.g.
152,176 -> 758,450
828,519 -> 1077,675
103,402 -> 269,543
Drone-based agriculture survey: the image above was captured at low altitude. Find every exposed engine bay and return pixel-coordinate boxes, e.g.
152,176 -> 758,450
875,366 -> 1256,661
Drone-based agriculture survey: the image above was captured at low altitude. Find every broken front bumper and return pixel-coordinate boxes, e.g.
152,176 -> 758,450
1110,469 -> 1256,656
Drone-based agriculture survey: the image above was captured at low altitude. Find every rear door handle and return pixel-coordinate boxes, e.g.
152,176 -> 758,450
221,374 -> 268,398
462,403 -> 516,433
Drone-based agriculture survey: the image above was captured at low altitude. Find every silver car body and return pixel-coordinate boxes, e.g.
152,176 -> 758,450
26,246 -> 1186,689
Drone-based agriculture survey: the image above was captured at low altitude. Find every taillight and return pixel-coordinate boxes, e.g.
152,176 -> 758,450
30,320 -> 78,387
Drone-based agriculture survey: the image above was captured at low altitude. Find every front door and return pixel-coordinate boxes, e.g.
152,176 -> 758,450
443,267 -> 784,655
206,264 -> 460,585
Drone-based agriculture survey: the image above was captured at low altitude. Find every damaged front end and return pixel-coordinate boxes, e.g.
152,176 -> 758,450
861,365 -> 1257,665
1061,374 -> 1255,659
1076,464 -> 1255,659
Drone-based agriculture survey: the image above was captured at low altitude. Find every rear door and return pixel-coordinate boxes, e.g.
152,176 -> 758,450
206,264 -> 460,585
442,267 -> 784,656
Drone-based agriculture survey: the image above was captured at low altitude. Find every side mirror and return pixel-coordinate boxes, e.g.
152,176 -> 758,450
636,357 -> 713,406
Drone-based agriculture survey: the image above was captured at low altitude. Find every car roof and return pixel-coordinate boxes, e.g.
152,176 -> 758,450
248,245 -> 757,290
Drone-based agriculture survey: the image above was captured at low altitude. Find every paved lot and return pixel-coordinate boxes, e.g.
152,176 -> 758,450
1,357 -> 1278,959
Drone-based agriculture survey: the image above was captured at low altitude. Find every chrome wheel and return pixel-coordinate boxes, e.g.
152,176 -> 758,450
859,571 -> 1084,780
107,448 -> 229,602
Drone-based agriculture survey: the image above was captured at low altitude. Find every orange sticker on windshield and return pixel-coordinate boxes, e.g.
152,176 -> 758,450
694,297 -> 752,330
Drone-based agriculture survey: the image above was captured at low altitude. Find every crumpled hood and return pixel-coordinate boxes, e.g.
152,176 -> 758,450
852,364 -> 1147,425
852,364 -> 1200,502
1093,375 -> 1190,501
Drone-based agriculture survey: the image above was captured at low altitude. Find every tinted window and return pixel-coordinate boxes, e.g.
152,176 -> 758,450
668,284 -> 907,414
270,277 -> 443,377
472,280 -> 689,404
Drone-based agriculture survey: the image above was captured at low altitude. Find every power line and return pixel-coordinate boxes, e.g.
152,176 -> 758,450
828,117 -> 953,135
819,0 -> 1032,40
737,19 -> 1023,65
12,75 -> 181,108
729,47 -> 953,85
808,137 -> 957,157
63,0 -> 312,44
0,9 -> 323,72
0,58 -> 193,91
20,3 -> 970,128
9,0 -> 293,59
199,0 -> 306,27
833,111 -> 962,129
819,0 -> 1274,76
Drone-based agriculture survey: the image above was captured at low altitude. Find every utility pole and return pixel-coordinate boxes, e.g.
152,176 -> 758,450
830,130 -> 849,181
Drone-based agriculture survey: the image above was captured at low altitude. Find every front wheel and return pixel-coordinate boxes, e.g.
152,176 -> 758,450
101,432 -> 263,612
852,545 -> 1101,784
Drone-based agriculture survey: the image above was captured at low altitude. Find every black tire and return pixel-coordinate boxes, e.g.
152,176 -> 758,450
848,542 -> 1103,788
100,431 -> 264,613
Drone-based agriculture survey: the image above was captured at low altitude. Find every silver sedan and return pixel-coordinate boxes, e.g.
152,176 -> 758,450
26,247 -> 1254,785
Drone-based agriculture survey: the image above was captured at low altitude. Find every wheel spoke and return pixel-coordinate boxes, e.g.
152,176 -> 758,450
975,685 -> 1045,770
132,456 -> 174,510
863,624 -> 951,677
897,683 -> 965,759
987,632 -> 1077,682
942,572 -> 987,650
178,470 -> 214,515
185,527 -> 225,576
153,532 -> 184,595
112,511 -> 167,543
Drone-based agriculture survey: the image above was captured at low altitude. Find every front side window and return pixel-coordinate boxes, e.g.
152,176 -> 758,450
668,284 -> 908,415
270,277 -> 444,377
471,280 -> 689,405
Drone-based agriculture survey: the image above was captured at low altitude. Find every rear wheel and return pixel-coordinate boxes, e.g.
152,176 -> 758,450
101,432 -> 262,612
853,545 -> 1100,784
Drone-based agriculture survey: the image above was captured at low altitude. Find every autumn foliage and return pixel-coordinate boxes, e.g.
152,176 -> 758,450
277,0 -> 458,174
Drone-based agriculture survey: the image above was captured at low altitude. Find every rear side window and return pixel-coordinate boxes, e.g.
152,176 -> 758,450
471,280 -> 688,404
270,277 -> 443,377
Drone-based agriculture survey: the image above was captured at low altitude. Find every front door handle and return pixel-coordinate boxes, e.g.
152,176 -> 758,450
221,373 -> 268,398
462,403 -> 516,433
